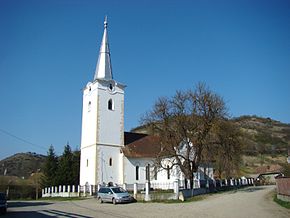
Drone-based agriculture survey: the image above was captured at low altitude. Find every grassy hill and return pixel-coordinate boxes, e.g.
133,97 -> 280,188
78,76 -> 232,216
0,152 -> 46,179
234,115 -> 290,155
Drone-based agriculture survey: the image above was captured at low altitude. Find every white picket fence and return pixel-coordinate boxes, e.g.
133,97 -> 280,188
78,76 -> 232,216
42,177 -> 255,199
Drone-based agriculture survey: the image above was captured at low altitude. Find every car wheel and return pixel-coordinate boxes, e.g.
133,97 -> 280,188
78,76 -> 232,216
112,198 -> 116,205
98,197 -> 103,203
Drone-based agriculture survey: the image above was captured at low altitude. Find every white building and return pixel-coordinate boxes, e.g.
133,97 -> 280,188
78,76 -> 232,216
79,18 -> 213,188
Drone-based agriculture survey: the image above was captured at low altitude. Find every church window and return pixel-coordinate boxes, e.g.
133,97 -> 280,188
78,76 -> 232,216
145,164 -> 150,181
88,101 -> 91,112
108,99 -> 114,110
167,165 -> 170,180
136,166 -> 139,180
109,83 -> 113,91
154,167 -> 158,180
86,159 -> 88,167
109,158 -> 112,166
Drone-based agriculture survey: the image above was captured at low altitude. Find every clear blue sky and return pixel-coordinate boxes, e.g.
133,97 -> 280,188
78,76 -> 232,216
1,0 -> 290,160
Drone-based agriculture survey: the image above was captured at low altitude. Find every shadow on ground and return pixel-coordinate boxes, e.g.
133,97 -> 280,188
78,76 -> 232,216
3,210 -> 93,218
8,201 -> 52,208
2,211 -> 51,218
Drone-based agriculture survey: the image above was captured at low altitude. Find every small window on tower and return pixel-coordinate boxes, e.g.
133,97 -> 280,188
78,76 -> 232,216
86,159 -> 89,167
109,158 -> 112,166
88,101 -> 91,112
108,99 -> 114,110
109,83 -> 113,91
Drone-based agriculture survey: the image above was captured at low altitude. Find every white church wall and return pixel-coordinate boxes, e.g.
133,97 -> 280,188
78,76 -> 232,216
79,145 -> 97,186
154,158 -> 182,183
97,81 -> 124,146
98,145 -> 123,185
80,83 -> 99,149
123,157 -> 154,184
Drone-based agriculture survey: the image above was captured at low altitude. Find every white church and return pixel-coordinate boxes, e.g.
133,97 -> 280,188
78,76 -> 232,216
79,18 -> 213,189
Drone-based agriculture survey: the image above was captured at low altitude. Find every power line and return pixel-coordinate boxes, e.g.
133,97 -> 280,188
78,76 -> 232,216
0,128 -> 48,151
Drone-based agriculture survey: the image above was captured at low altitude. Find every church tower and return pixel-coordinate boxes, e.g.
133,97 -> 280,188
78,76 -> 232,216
80,17 -> 125,186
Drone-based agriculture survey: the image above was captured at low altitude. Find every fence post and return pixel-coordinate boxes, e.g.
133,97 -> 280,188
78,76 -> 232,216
145,181 -> 150,201
133,183 -> 138,199
78,185 -> 81,196
174,179 -> 179,200
89,185 -> 93,196
59,185 -> 62,193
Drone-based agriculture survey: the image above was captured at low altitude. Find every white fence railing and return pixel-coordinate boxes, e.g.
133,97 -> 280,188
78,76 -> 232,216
42,177 -> 255,199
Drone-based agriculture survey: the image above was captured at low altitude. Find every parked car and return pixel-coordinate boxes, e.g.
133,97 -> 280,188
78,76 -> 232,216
97,187 -> 134,204
0,192 -> 7,214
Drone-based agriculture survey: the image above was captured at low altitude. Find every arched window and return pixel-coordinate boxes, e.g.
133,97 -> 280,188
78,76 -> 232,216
145,164 -> 150,181
88,101 -> 91,112
109,83 -> 113,91
109,158 -> 112,166
154,166 -> 158,180
108,99 -> 114,110
86,159 -> 89,167
136,166 -> 139,180
167,165 -> 170,180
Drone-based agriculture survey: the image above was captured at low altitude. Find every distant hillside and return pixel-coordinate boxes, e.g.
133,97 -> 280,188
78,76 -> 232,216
233,115 -> 290,155
0,152 -> 46,179
132,115 -> 290,155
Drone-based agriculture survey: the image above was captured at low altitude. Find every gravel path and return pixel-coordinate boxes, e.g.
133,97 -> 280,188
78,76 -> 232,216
5,185 -> 290,218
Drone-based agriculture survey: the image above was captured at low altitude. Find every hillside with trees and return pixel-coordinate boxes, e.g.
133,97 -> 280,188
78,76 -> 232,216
0,152 -> 46,179
234,115 -> 290,155
0,144 -> 80,199
134,115 -> 290,177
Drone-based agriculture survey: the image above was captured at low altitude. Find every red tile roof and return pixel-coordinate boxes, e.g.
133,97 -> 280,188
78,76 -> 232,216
123,132 -> 161,158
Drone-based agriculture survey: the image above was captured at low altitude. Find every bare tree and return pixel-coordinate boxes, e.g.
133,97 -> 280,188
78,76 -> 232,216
212,119 -> 243,178
142,83 -> 231,189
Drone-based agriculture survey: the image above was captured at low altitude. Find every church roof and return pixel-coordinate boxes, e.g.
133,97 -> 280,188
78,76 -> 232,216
94,16 -> 113,81
123,132 -> 161,158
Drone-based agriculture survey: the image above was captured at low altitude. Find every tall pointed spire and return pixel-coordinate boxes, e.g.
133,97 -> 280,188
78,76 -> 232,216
94,16 -> 113,81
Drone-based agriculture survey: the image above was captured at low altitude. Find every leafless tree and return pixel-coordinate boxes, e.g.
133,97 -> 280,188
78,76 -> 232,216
212,119 -> 243,178
142,83 -> 240,189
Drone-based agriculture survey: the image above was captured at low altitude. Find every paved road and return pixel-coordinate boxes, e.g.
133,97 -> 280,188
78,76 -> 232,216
4,186 -> 290,218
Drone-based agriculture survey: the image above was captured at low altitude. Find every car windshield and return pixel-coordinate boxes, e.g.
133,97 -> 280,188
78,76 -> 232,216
111,187 -> 126,193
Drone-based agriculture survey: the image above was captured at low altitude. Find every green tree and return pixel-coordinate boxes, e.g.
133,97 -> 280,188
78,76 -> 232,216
71,148 -> 80,185
42,145 -> 58,187
56,143 -> 74,185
